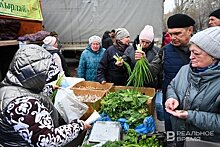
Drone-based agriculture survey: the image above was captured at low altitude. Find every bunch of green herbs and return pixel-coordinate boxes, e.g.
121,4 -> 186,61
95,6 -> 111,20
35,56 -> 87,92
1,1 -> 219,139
99,90 -> 151,128
101,129 -> 162,147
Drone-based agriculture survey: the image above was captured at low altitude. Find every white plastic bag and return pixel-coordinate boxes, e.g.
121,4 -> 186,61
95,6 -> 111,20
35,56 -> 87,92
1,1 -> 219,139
47,77 -> 85,88
54,87 -> 88,123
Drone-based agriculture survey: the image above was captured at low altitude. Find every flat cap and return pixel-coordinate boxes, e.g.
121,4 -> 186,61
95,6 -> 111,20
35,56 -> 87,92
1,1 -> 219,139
167,14 -> 195,28
209,9 -> 220,19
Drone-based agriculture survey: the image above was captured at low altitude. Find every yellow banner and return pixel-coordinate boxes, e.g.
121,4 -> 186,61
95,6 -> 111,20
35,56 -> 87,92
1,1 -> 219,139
0,0 -> 43,21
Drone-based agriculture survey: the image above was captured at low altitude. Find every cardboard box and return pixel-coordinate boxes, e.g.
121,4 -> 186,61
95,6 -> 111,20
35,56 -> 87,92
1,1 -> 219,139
71,81 -> 113,93
109,86 -> 156,115
72,89 -> 106,120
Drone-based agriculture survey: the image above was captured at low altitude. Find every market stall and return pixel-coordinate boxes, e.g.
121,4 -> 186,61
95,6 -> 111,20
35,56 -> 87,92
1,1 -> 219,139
51,76 -> 166,146
0,0 -> 48,81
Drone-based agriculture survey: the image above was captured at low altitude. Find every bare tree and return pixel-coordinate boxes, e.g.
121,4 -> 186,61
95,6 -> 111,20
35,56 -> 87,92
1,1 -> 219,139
173,0 -> 194,13
165,0 -> 220,31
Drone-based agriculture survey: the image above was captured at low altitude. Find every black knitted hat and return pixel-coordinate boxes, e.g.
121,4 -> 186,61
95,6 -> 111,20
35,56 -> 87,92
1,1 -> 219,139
167,14 -> 195,28
209,9 -> 220,19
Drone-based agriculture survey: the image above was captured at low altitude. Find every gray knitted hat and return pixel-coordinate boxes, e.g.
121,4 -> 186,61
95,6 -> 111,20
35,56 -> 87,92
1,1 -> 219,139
190,26 -> 220,59
115,28 -> 130,40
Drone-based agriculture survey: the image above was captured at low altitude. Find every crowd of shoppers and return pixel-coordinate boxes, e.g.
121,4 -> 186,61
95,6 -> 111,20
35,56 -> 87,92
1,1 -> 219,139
1,8 -> 220,146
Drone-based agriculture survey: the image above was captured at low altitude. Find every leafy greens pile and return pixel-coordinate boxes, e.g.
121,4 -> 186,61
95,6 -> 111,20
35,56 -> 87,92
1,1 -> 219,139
101,129 -> 162,147
99,89 -> 151,128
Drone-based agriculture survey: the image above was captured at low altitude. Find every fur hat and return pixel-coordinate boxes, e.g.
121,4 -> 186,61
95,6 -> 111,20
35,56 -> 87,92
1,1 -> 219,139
139,25 -> 154,42
190,27 -> 220,59
43,36 -> 57,46
167,14 -> 195,28
115,28 -> 130,40
89,35 -> 101,44
209,9 -> 220,19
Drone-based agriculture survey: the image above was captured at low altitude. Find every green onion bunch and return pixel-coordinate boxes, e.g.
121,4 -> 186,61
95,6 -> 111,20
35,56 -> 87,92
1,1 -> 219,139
113,53 -> 132,76
127,44 -> 153,87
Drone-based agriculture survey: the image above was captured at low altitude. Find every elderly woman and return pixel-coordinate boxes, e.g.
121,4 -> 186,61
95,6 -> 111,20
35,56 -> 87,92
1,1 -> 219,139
97,28 -> 132,86
78,35 -> 106,81
165,27 -> 220,146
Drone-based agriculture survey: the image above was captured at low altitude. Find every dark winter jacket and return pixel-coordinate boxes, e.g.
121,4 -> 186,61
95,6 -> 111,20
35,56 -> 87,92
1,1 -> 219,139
102,31 -> 113,49
149,43 -> 190,97
97,42 -> 132,86
162,44 -> 190,101
78,45 -> 106,81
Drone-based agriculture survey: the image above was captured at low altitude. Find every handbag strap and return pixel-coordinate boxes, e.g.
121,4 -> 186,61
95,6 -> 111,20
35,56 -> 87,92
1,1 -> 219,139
182,83 -> 191,110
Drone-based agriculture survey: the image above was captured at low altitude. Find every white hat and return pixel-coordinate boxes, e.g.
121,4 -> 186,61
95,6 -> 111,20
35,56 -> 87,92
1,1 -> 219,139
139,25 -> 154,42
89,35 -> 101,44
43,36 -> 57,46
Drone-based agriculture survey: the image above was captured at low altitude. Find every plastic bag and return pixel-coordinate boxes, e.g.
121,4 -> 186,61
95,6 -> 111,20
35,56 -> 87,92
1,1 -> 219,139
60,77 -> 84,88
47,77 -> 85,89
54,87 -> 88,123
155,90 -> 164,121
135,115 -> 156,134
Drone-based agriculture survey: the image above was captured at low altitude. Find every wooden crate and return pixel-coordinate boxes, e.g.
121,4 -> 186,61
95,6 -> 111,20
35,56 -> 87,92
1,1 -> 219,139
109,86 -> 156,115
72,89 -> 106,120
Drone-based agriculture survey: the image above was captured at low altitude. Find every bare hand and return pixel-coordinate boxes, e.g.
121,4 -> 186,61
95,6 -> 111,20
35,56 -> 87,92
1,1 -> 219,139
165,98 -> 179,110
83,122 -> 92,130
115,60 -> 124,66
135,50 -> 146,60
165,109 -> 188,119
53,85 -> 59,89
101,81 -> 106,84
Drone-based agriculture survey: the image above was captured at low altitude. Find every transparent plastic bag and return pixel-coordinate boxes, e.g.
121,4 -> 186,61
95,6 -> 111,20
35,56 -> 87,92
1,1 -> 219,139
54,87 -> 88,123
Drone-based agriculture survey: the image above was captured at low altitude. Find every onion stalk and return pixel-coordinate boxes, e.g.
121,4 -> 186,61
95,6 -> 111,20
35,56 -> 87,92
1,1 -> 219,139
50,72 -> 64,103
113,53 -> 132,76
